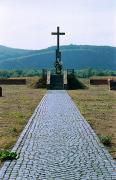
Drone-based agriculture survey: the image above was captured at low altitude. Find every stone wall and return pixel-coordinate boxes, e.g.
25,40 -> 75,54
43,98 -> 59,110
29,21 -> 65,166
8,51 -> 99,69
90,79 -> 108,85
0,79 -> 26,85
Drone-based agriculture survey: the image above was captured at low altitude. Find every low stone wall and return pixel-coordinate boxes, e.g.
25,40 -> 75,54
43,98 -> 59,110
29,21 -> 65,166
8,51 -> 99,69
0,79 -> 26,85
90,79 -> 108,85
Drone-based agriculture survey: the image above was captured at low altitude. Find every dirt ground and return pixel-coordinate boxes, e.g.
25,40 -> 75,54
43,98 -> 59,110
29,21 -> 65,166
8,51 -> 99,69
0,85 -> 46,151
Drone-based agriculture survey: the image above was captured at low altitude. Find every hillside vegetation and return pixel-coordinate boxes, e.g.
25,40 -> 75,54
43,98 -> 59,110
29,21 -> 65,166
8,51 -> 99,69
0,45 -> 116,70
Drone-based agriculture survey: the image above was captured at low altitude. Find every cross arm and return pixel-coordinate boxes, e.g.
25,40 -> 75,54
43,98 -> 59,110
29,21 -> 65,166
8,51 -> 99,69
51,32 -> 65,35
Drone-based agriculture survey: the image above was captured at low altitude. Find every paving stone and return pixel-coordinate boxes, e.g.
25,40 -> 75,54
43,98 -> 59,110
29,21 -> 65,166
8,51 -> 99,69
0,90 -> 116,179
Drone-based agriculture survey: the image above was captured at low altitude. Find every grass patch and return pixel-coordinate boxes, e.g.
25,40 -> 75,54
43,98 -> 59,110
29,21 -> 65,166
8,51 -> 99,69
27,77 -> 46,88
68,78 -> 116,159
68,76 -> 87,89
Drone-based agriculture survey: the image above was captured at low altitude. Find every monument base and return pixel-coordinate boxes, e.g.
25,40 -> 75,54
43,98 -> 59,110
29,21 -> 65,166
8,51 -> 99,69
46,69 -> 75,90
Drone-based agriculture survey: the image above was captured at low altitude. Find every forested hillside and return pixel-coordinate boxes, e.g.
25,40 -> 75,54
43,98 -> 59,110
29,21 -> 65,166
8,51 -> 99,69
0,45 -> 115,70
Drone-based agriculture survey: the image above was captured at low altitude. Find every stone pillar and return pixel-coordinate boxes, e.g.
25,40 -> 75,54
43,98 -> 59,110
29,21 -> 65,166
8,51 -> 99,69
42,69 -> 47,79
109,79 -> 116,90
0,87 -> 2,97
64,70 -> 67,90
47,71 -> 51,89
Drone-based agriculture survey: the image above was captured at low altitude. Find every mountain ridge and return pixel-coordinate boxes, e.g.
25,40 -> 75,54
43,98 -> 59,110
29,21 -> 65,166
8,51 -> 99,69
0,45 -> 116,70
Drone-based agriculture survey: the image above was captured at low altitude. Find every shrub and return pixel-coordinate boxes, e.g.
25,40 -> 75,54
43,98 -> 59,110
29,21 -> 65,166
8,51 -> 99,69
99,135 -> 112,146
0,151 -> 17,161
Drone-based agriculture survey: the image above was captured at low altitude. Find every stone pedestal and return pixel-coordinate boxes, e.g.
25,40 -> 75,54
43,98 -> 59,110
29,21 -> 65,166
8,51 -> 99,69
0,87 -> 2,97
50,74 -> 64,90
46,70 -> 68,90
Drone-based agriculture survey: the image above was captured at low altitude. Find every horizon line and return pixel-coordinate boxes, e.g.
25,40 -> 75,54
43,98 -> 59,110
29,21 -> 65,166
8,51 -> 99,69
0,43 -> 116,51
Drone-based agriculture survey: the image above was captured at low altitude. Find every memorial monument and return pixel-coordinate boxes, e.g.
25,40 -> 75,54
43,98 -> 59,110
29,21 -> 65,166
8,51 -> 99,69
51,26 -> 65,74
45,26 -> 74,89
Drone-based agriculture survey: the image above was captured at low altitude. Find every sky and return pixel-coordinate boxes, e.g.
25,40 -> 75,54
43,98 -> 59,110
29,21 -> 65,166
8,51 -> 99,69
0,0 -> 116,49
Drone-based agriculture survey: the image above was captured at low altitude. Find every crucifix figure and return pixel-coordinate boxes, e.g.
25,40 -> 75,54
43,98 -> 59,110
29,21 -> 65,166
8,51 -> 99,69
51,26 -> 65,74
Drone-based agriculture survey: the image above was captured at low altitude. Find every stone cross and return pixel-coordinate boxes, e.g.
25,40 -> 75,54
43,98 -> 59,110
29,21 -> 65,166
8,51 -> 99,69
51,26 -> 65,74
51,26 -> 65,52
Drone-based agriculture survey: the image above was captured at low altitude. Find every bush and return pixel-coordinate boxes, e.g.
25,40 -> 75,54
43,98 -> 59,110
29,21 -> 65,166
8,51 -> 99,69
99,135 -> 112,146
0,151 -> 17,161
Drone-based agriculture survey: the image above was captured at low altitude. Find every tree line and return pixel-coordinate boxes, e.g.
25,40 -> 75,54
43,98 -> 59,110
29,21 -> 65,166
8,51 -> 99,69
75,68 -> 116,78
0,69 -> 115,78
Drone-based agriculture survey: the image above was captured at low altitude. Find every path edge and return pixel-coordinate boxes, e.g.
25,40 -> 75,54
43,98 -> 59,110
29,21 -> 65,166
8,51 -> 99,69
67,91 -> 116,169
0,93 -> 47,177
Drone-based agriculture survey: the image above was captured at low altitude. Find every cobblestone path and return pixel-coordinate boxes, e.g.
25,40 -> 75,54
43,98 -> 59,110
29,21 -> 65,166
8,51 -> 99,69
0,91 -> 116,180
